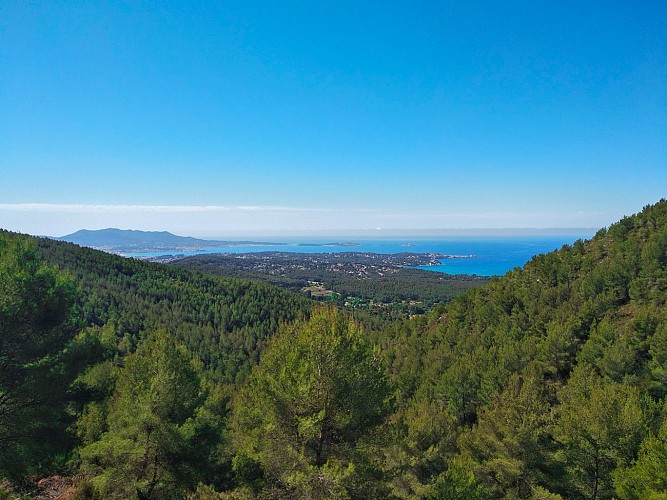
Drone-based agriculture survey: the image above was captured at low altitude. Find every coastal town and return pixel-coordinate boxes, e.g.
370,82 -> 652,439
150,250 -> 476,278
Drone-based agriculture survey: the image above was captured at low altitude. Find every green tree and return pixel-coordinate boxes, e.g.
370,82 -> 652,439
381,399 -> 458,498
79,331 -> 206,499
0,233 -> 76,478
648,321 -> 667,398
554,365 -> 646,499
613,413 -> 667,499
458,373 -> 560,498
232,308 -> 391,498
428,456 -> 488,500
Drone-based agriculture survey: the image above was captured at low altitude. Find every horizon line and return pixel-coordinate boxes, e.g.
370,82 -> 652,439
47,226 -> 599,239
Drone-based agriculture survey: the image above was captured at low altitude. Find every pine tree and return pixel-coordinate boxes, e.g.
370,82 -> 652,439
0,234 -> 76,478
80,331 -> 204,499
232,307 -> 391,498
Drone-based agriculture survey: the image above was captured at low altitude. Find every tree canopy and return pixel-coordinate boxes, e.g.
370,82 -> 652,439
232,308 -> 391,498
0,233 -> 77,479
1,199 -> 667,498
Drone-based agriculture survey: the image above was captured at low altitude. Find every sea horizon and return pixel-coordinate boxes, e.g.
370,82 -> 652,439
182,227 -> 600,240
125,232 -> 597,277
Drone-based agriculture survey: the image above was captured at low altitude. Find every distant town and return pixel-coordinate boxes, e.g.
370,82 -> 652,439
147,250 -> 476,275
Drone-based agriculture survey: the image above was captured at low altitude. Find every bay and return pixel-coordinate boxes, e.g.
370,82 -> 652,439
130,233 -> 596,277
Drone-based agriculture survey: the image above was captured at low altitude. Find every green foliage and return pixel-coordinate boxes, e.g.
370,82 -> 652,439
553,365 -> 647,499
379,398 -> 458,498
79,331 -> 223,499
428,456 -> 488,500
458,374 -> 558,497
35,235 -> 311,383
0,233 -> 78,478
649,321 -> 667,398
231,307 -> 391,498
1,199 -> 666,498
373,200 -> 667,498
613,411 -> 667,499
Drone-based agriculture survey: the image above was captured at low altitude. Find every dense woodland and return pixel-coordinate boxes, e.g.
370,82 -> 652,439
35,239 -> 311,383
1,199 -> 666,499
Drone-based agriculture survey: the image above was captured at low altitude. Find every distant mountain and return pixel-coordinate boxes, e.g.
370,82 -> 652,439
2,201 -> 666,498
56,228 -> 279,253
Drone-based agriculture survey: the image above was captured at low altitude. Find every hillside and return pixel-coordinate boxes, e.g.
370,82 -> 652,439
36,234 -> 311,382
0,200 -> 666,499
372,199 -> 667,498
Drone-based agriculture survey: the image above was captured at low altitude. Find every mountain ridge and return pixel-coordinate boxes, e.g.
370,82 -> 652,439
56,227 -> 280,253
1,200 -> 666,498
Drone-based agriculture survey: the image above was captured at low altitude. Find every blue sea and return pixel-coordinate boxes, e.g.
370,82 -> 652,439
131,233 -> 596,277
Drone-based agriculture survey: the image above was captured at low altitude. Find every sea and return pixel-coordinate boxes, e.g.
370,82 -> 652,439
130,233 -> 596,277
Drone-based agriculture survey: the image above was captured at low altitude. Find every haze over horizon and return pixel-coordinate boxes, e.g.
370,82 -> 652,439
54,225 -> 599,241
2,2 -> 665,236
3,203 -> 605,239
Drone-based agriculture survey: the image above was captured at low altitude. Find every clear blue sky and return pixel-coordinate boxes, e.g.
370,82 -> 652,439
1,1 -> 665,236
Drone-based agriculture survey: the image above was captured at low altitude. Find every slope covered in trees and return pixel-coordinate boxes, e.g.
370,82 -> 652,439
0,235 -> 80,480
34,235 -> 311,383
373,199 -> 667,498
0,230 -> 313,493
1,199 -> 666,499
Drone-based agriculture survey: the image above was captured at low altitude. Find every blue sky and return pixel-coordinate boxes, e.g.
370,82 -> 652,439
1,1 -> 665,236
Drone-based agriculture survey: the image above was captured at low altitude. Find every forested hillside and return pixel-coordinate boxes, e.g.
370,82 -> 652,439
0,200 -> 666,499
35,236 -> 311,382
372,199 -> 667,498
